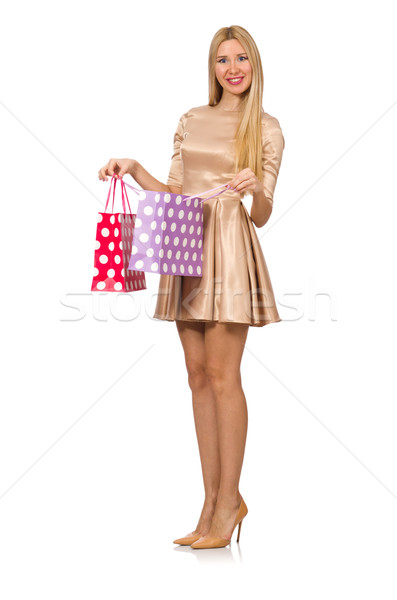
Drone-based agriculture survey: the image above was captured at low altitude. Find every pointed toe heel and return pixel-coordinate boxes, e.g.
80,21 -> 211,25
190,497 -> 248,549
173,533 -> 202,545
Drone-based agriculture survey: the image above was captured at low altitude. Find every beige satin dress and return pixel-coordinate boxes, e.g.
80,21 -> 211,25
153,104 -> 285,327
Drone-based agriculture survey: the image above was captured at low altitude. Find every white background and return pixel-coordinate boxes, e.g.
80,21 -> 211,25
1,0 -> 396,597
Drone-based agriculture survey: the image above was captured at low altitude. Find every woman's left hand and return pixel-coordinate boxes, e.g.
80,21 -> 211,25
226,168 -> 262,195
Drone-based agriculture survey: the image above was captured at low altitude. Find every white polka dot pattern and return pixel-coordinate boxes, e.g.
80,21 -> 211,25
127,192 -> 204,277
91,212 -> 147,293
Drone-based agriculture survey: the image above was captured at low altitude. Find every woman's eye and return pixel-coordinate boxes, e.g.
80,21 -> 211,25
217,56 -> 248,64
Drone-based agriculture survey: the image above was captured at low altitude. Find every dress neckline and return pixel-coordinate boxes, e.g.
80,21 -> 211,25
210,104 -> 242,113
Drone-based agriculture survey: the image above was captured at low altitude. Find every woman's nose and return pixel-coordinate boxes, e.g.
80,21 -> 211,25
227,60 -> 242,74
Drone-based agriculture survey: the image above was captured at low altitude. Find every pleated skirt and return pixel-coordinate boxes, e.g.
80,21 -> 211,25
153,197 -> 281,327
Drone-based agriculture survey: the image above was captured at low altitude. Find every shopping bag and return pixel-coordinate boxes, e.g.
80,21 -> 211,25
91,176 -> 147,292
124,182 -> 229,277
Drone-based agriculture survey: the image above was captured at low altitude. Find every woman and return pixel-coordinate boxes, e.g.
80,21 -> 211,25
98,25 -> 285,549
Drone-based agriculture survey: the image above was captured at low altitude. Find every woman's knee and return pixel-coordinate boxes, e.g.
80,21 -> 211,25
205,364 -> 241,395
186,361 -> 209,392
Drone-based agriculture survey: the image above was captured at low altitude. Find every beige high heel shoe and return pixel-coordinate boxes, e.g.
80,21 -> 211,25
190,497 -> 248,549
173,532 -> 202,545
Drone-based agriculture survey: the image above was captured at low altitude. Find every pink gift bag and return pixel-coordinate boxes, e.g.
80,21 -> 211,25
91,176 -> 147,292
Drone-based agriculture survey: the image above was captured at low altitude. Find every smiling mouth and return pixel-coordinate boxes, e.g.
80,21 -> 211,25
226,77 -> 244,85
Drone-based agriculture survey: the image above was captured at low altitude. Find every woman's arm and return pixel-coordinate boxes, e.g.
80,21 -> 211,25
250,189 -> 273,229
226,167 -> 275,228
129,160 -> 182,195
99,157 -> 181,195
253,116 -> 285,228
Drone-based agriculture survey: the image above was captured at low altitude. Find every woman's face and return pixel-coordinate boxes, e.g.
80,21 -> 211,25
215,39 -> 252,96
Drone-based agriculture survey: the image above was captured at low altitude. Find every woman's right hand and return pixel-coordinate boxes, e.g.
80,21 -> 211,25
98,158 -> 135,181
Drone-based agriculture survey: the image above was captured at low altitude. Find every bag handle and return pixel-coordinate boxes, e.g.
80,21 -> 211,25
119,178 -> 144,196
110,178 -> 230,206
104,176 -> 135,214
182,184 -> 230,204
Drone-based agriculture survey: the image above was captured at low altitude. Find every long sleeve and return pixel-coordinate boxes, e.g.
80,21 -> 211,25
166,112 -> 187,189
262,116 -> 285,204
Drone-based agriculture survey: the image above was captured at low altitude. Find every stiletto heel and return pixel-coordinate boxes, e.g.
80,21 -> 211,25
190,497 -> 248,549
236,519 -> 242,542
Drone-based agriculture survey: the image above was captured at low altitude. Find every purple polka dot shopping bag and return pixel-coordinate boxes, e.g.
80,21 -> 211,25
91,177 -> 147,292
122,180 -> 229,277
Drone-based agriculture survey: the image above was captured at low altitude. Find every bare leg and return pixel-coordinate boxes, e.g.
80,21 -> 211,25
175,319 -> 221,535
201,321 -> 250,540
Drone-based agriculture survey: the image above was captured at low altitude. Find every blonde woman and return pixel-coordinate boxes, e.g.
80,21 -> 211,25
98,25 -> 285,549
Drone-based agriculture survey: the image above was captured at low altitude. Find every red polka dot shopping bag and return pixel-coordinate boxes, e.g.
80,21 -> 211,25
122,180 -> 229,277
91,176 -> 147,292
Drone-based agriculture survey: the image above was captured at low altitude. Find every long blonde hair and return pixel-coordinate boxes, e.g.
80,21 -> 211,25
208,25 -> 264,183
